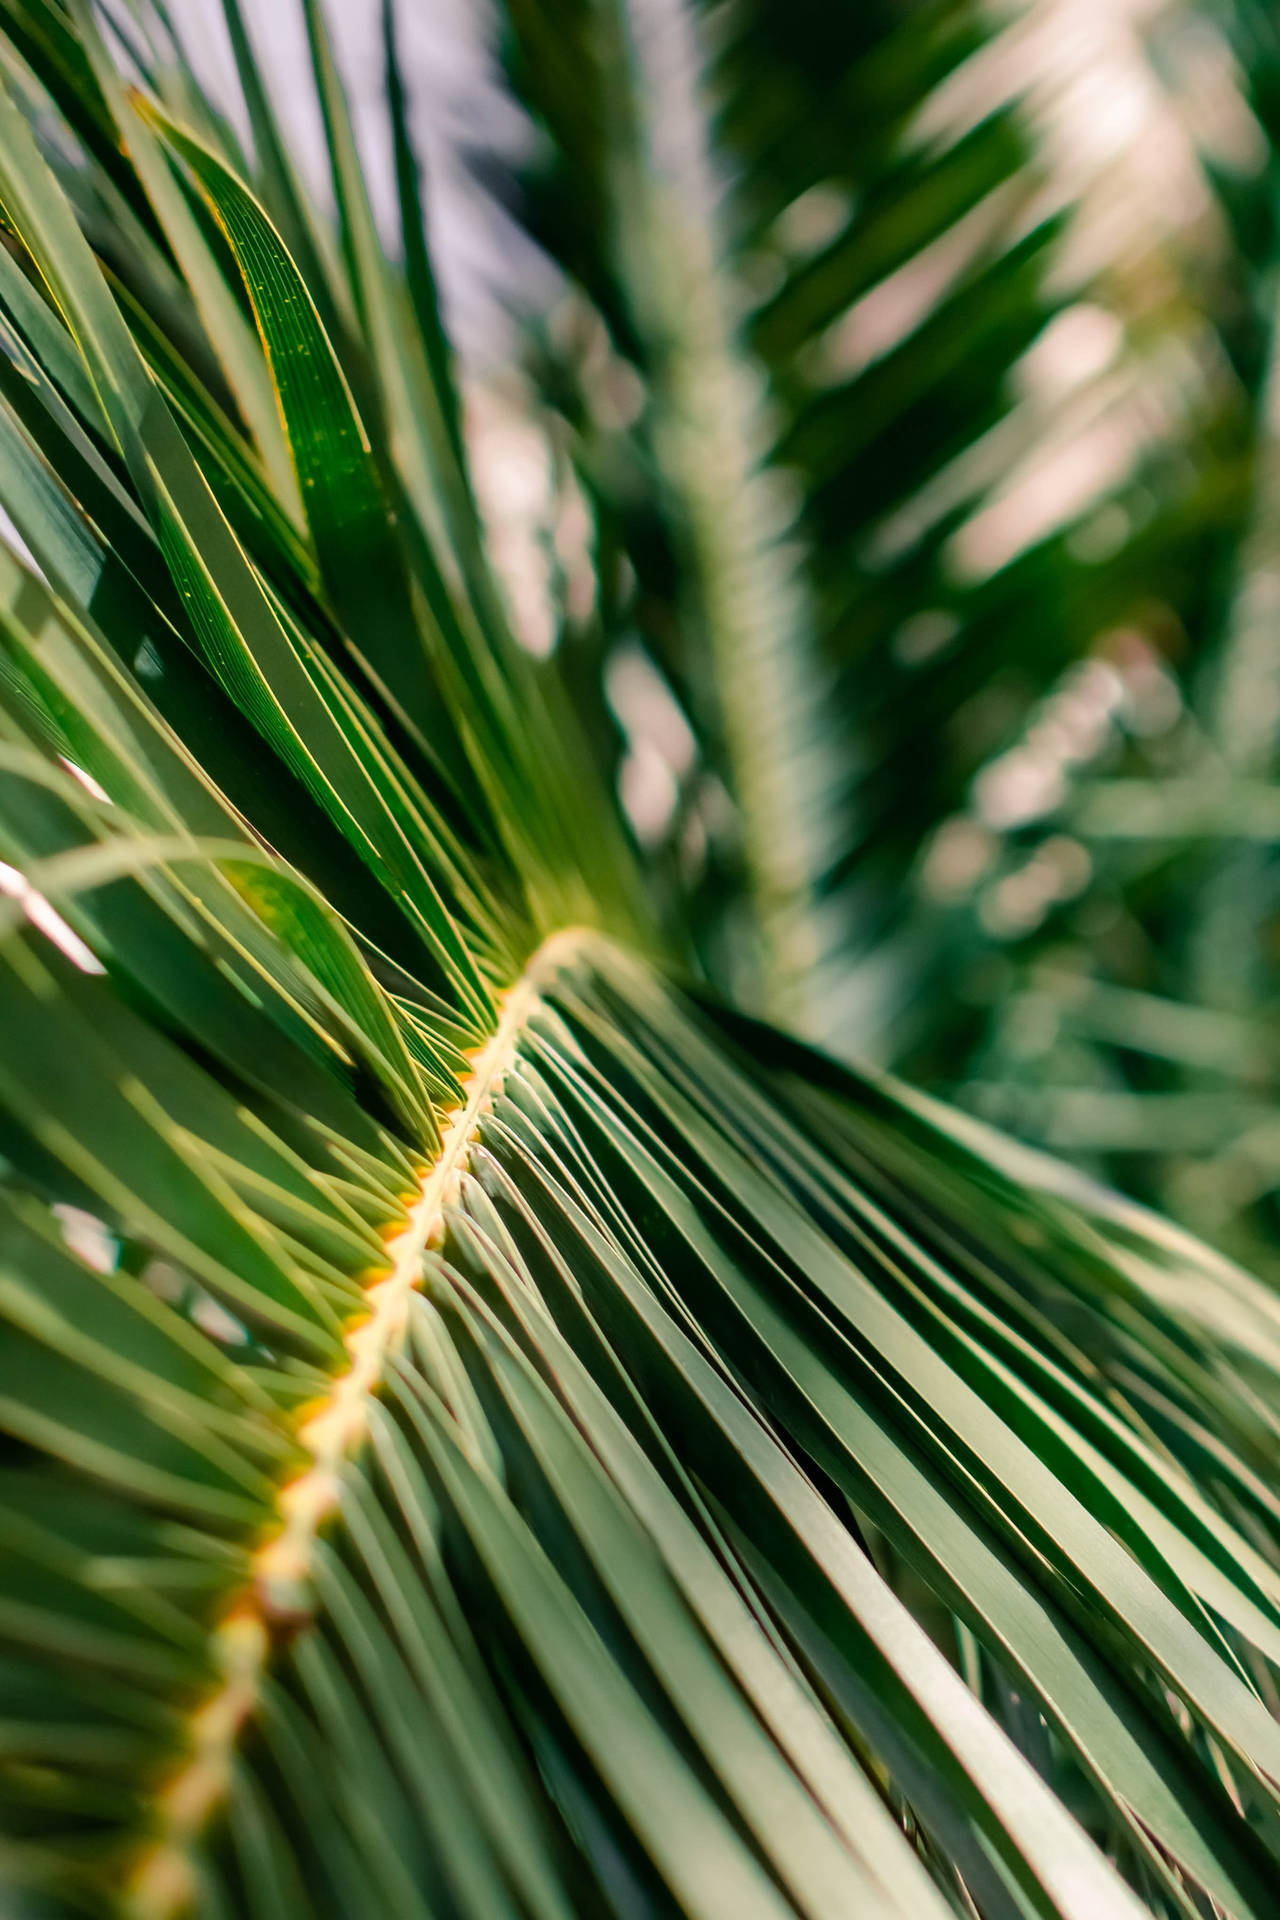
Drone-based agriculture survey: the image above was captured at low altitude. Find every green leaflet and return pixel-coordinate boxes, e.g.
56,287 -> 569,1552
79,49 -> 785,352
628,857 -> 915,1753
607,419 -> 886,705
140,98 -> 439,752
0,551 -> 436,1138
381,0 -> 472,525
65,0 -> 299,515
0,937 -> 351,1356
0,74 -> 499,1023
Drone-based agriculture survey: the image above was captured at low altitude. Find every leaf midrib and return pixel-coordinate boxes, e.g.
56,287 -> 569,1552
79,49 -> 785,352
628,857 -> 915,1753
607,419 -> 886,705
124,923 -> 598,1920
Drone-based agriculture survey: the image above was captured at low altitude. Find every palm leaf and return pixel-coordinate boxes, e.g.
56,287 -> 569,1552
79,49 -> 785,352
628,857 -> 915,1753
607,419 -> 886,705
0,5 -> 1277,1919
480,0 -> 1280,1269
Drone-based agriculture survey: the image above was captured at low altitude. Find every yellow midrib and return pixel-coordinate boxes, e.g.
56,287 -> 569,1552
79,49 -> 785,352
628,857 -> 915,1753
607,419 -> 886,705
125,925 -> 594,1920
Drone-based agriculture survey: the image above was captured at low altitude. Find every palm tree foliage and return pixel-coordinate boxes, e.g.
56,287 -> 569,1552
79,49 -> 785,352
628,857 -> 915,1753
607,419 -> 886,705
487,0 -> 1280,1270
2,1 -> 1280,1917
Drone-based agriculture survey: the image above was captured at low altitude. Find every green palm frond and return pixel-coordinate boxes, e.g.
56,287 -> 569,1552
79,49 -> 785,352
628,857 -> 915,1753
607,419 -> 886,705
482,0 -> 1280,1260
1,3 -> 1280,1918
885,3 -> 1280,1271
480,0 -> 1074,1001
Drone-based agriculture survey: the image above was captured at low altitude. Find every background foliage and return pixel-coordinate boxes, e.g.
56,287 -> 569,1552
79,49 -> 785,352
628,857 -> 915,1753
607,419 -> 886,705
456,0 -> 1280,1279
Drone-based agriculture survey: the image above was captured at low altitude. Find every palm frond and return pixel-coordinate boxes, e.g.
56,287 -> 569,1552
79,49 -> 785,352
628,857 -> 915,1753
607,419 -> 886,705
0,5 -> 1278,1919
480,0 -> 1280,1267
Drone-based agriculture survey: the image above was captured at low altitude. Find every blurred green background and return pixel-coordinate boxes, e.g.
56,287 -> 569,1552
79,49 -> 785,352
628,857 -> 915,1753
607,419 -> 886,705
110,0 -> 1280,1282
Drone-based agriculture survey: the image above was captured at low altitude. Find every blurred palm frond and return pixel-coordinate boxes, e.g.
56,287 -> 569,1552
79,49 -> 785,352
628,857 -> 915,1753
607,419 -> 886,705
475,0 -> 1280,1270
